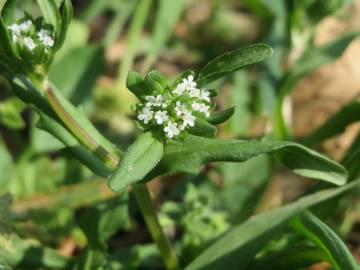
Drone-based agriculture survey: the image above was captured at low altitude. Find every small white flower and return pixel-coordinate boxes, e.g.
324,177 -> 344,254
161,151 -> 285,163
145,95 -> 164,107
175,101 -> 187,116
19,20 -> 32,32
8,21 -> 32,43
173,83 -> 186,96
189,87 -> 201,98
154,110 -> 169,124
38,29 -> 54,47
24,37 -> 36,51
8,24 -> 21,42
164,121 -> 180,138
192,102 -> 210,117
181,110 -> 195,128
200,89 -> 211,102
182,75 -> 197,91
138,107 -> 153,124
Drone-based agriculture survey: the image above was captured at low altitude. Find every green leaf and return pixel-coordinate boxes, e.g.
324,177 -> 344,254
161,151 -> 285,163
248,245 -> 329,270
49,45 -> 105,105
78,195 -> 129,249
342,132 -> 360,180
185,180 -> 359,270
197,43 -> 273,86
290,210 -> 358,270
142,0 -> 185,72
207,107 -> 235,125
126,70 -> 153,100
144,70 -> 168,93
108,132 -> 164,193
54,0 -> 73,51
188,118 -> 217,138
154,135 -> 347,185
0,234 -> 71,269
0,17 -> 19,60
0,0 -> 6,13
0,98 -> 26,129
1,0 -> 16,24
302,97 -> 360,146
36,0 -> 61,33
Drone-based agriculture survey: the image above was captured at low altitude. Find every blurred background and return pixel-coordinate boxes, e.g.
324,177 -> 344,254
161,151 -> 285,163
0,0 -> 360,269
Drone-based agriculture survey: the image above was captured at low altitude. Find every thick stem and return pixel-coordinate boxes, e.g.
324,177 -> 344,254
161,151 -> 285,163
43,81 -> 179,270
133,184 -> 180,270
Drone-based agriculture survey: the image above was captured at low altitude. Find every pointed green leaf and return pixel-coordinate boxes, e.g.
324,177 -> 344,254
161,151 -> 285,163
342,132 -> 360,180
197,44 -> 273,86
185,180 -> 359,270
248,245 -> 329,270
126,70 -> 153,100
108,132 -> 164,193
154,135 -> 347,185
0,17 -> 19,60
36,0 -> 61,33
188,118 -> 217,138
291,210 -> 358,270
1,0 -> 16,24
208,107 -> 235,125
145,70 -> 168,92
54,0 -> 73,51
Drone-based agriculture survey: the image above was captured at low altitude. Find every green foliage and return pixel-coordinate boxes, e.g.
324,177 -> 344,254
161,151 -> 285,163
0,1 -> 359,270
108,132 -> 164,193
155,135 -> 347,185
197,44 -> 273,86
185,180 -> 358,270
291,210 -> 358,270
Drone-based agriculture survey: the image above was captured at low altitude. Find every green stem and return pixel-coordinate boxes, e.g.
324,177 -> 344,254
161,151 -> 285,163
133,183 -> 180,270
43,80 -> 179,270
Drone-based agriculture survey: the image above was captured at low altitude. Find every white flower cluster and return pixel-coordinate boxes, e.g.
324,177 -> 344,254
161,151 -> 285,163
137,75 -> 213,139
7,20 -> 54,52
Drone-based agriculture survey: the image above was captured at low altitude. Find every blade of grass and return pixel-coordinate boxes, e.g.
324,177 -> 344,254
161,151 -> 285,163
141,0 -> 185,73
117,0 -> 152,83
290,210 -> 358,270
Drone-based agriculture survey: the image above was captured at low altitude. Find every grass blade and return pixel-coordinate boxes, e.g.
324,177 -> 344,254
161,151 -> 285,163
185,180 -> 359,270
290,210 -> 358,270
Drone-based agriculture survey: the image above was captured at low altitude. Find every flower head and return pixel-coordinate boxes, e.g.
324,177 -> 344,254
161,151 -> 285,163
6,18 -> 55,65
135,74 -> 214,139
